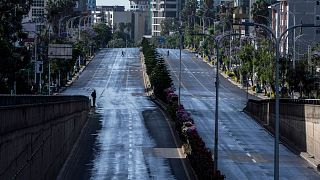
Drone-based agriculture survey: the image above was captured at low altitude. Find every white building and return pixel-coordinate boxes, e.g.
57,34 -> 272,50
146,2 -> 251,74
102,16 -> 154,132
270,0 -> 320,62
150,0 -> 180,36
130,0 -> 149,11
23,0 -> 46,32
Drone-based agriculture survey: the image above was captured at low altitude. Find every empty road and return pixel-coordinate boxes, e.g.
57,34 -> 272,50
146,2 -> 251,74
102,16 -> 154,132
160,48 -> 320,180
58,48 -> 195,180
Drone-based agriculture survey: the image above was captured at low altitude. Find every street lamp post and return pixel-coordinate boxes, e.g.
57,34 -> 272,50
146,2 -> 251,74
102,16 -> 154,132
213,33 -> 243,173
58,15 -> 71,37
237,22 -> 320,180
178,0 -> 182,106
192,32 -> 243,173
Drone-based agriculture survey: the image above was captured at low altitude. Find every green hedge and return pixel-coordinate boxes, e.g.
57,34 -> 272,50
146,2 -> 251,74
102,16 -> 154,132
141,38 -> 225,179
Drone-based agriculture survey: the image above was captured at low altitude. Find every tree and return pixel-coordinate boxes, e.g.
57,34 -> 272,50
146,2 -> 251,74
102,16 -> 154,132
160,18 -> 178,36
254,42 -> 275,94
252,0 -> 270,25
93,23 -> 112,48
46,0 -> 76,33
118,22 -> 126,33
181,0 -> 198,23
238,44 -> 255,85
150,56 -> 173,101
252,0 -> 270,37
203,0 -> 215,19
0,0 -> 32,93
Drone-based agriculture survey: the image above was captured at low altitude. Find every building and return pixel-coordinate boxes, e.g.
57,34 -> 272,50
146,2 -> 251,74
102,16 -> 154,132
92,6 -> 129,29
23,0 -> 46,32
73,0 -> 89,14
132,11 -> 150,42
130,0 -> 149,11
129,0 -> 151,41
93,6 -> 125,23
270,0 -> 320,62
150,0 -> 181,36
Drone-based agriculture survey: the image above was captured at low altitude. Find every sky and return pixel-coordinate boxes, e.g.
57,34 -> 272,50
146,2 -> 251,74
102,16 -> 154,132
97,0 -> 130,10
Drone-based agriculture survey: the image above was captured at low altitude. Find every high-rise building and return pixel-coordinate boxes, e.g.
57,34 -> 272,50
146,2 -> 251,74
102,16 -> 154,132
150,0 -> 180,36
23,0 -> 46,32
129,1 -> 151,40
129,0 -> 149,11
270,0 -> 320,60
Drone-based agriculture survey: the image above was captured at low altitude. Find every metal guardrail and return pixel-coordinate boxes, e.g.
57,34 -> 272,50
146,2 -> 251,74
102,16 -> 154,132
0,95 -> 89,106
248,98 -> 320,105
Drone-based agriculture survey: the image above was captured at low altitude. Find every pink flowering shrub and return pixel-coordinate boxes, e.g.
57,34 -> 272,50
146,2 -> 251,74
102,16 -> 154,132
163,88 -> 225,179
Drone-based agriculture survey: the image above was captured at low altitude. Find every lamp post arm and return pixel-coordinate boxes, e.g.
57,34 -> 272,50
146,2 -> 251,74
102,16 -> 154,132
234,22 -> 276,40
279,24 -> 320,42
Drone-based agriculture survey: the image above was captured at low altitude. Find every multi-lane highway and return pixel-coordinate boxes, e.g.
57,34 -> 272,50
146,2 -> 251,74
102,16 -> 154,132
160,48 -> 320,179
59,48 -> 195,180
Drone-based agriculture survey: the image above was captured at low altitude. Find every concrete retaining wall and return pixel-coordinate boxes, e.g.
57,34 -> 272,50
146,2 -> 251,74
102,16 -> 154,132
244,99 -> 320,165
0,96 -> 90,180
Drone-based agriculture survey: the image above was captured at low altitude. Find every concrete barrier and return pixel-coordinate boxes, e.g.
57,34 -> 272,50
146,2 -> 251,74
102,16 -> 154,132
0,95 -> 90,180
244,99 -> 320,168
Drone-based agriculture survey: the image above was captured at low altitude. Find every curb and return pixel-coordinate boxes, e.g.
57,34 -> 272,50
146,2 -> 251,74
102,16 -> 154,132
300,152 -> 320,172
140,52 -> 198,180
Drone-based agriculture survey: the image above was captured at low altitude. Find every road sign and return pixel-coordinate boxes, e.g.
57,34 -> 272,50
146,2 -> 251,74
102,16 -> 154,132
36,61 -> 43,73
48,44 -> 73,59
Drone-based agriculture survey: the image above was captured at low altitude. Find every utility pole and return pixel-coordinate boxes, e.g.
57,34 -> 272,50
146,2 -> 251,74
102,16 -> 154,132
178,0 -> 182,106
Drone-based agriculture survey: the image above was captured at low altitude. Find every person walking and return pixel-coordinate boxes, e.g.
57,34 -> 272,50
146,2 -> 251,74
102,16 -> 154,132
91,90 -> 96,107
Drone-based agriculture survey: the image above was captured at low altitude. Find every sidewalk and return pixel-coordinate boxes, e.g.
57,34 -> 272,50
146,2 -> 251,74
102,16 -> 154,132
219,71 -> 269,100
54,55 -> 95,95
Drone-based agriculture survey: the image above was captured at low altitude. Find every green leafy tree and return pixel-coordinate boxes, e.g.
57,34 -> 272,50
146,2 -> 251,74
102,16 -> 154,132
252,0 -> 270,25
142,38 -> 173,101
238,44 -> 255,85
164,32 -> 179,49
93,23 -> 112,48
203,0 -> 215,19
0,0 -> 32,93
252,0 -> 270,37
254,43 -> 275,94
150,56 -> 173,101
118,22 -> 126,33
46,0 -> 76,33
160,18 -> 178,36
181,0 -> 198,23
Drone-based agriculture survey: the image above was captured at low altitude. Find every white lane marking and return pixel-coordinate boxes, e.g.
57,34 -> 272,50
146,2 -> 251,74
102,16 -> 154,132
246,153 -> 252,157
252,159 -> 256,163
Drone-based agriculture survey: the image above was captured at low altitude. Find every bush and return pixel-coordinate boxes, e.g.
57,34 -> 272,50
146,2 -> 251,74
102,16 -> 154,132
252,85 -> 256,92
231,76 -> 238,82
164,87 -> 225,180
226,70 -> 235,78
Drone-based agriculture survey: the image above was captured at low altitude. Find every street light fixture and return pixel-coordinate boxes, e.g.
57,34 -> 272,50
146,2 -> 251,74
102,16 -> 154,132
235,21 -> 320,180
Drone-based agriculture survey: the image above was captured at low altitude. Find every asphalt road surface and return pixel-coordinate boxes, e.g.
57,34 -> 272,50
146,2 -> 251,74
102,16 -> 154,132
160,48 -> 320,180
58,48 -> 196,180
